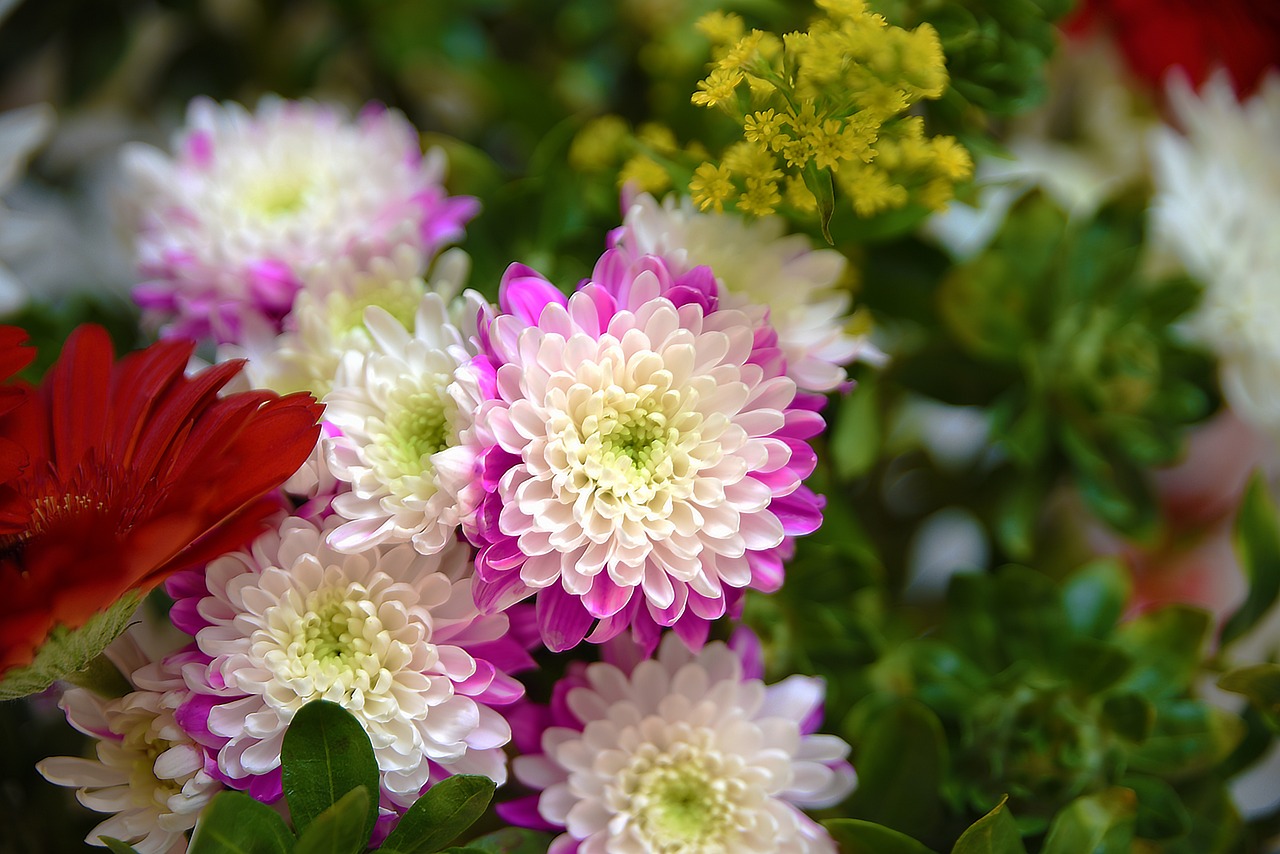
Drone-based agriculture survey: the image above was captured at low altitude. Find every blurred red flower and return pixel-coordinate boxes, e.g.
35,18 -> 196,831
0,325 -> 323,679
1070,0 -> 1280,97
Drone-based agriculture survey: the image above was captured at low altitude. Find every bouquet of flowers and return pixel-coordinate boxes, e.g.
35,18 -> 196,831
2,0 -> 1280,852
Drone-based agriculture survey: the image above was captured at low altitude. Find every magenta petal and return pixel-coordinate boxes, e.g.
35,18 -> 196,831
473,570 -> 534,613
746,548 -> 786,593
730,626 -> 765,680
687,588 -> 727,621
497,795 -> 562,832
537,586 -> 595,653
582,573 -> 634,619
247,768 -> 283,803
672,615 -> 711,650
770,488 -> 825,536
500,263 -> 566,324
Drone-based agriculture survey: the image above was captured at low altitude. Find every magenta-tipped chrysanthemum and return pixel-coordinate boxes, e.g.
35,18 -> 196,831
165,515 -> 533,814
463,256 -> 825,653
498,630 -> 856,854
123,96 -> 479,343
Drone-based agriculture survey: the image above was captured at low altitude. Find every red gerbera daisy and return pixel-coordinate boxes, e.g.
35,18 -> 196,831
1068,0 -> 1280,98
0,325 -> 323,695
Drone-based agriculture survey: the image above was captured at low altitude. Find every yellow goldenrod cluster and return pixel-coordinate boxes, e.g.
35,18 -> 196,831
688,0 -> 971,223
569,116 -> 707,197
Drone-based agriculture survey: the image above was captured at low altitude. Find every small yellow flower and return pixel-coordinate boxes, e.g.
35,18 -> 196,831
739,176 -> 782,216
931,136 -> 974,181
696,11 -> 745,47
690,162 -> 736,212
569,115 -> 629,172
619,155 -> 672,194
786,174 -> 818,213
637,123 -> 678,155
743,109 -> 786,149
692,67 -> 744,108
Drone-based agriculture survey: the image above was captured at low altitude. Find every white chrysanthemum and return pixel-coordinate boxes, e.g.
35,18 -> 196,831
515,636 -> 855,854
187,516 -> 510,808
124,96 -> 474,343
1150,72 -> 1280,433
38,650 -> 220,854
615,193 -> 880,392
322,289 -> 484,555
223,246 -> 472,401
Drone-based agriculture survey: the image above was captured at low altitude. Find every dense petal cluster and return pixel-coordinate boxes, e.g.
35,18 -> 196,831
169,516 -> 528,810
610,192 -> 882,393
124,96 -> 478,343
0,326 -> 322,690
466,259 -> 825,652
322,289 -> 487,555
37,637 -> 221,854
502,632 -> 855,853
1150,72 -> 1280,433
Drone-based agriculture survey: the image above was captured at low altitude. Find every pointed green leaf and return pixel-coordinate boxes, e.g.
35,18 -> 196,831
824,819 -> 938,853
803,161 -> 836,244
1113,606 -> 1210,697
843,698 -> 947,836
381,774 -> 497,854
1062,560 -> 1131,638
188,791 -> 294,854
294,786 -> 371,854
99,838 -> 142,854
1040,788 -> 1137,854
1100,693 -> 1154,743
464,828 -> 557,852
282,700 -> 379,841
951,797 -> 1027,854
1128,701 -> 1244,778
1219,663 -> 1280,727
1222,474 -> 1280,646
1124,775 -> 1191,841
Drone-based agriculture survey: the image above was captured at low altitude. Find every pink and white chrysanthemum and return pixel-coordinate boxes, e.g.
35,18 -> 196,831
166,516 -> 529,812
123,96 -> 478,343
609,193 -> 882,394
322,289 -> 487,555
499,631 -> 856,854
37,636 -> 221,854
466,259 -> 825,652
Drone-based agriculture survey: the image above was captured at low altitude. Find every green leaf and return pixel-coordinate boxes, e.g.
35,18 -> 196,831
99,838 -> 142,854
0,590 -> 143,700
1128,700 -> 1245,778
1113,606 -> 1210,697
803,161 -> 836,244
1221,474 -> 1280,646
843,698 -> 947,836
951,796 -> 1027,854
823,819 -> 938,854
1063,639 -> 1130,694
463,828 -> 556,852
282,700 -> 379,841
1124,775 -> 1191,841
830,376 -> 880,481
1099,693 -> 1154,743
1219,663 -> 1280,726
1040,788 -> 1137,854
1061,560 -> 1130,638
188,791 -> 294,854
293,787 -> 371,854
381,774 -> 497,854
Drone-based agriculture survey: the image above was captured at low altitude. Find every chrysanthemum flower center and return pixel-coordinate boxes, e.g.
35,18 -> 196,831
365,380 -> 458,499
622,734 -> 738,853
117,711 -> 183,806
328,285 -> 421,340
298,592 -> 371,664
547,352 -> 705,518
240,173 -> 311,220
258,580 -> 407,705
